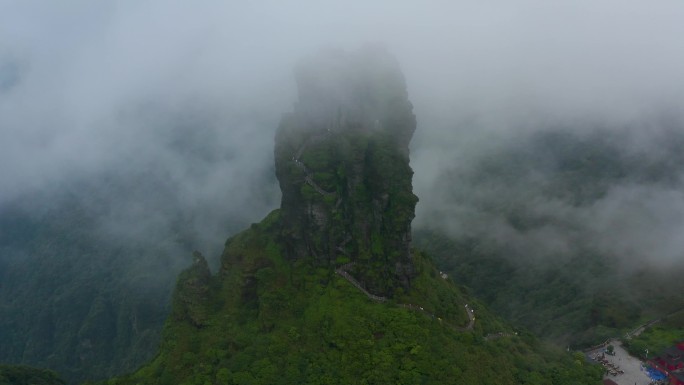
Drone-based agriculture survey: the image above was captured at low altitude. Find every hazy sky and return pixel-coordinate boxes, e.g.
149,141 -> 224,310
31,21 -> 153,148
2,1 -> 684,262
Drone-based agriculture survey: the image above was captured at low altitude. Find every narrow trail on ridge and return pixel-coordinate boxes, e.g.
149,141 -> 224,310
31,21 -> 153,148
334,263 -> 478,333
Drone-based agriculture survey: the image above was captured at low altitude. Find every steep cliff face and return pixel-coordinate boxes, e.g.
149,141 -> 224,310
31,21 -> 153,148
274,47 -> 418,296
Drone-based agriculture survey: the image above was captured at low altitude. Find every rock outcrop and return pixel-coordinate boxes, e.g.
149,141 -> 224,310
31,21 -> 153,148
97,48 -> 604,385
274,47 -> 418,296
171,251 -> 211,328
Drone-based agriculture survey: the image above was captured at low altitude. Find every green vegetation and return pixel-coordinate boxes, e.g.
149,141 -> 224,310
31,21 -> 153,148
0,170 -> 262,383
92,50 -> 604,384
414,128 -> 684,348
625,310 -> 684,359
276,117 -> 418,296
0,365 -> 66,385
5,50 -> 653,385
414,231 -> 647,346
0,196 -> 175,383
98,211 -> 602,385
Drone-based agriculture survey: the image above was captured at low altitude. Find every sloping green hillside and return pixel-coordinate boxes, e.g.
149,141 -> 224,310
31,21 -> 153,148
0,365 -> 65,385
0,147 -> 275,383
624,309 -> 684,359
0,192 -> 177,383
98,210 -> 601,385
415,127 -> 684,347
96,47 -> 602,385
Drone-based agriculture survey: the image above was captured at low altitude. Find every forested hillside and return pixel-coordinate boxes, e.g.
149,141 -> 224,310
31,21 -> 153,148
0,127 -> 277,383
415,126 -> 684,346
0,365 -> 66,385
0,177 -> 192,382
97,210 -> 601,385
3,2 -> 684,384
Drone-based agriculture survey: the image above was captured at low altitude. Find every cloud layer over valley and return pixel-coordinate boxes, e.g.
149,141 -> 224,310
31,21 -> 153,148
2,0 -> 684,265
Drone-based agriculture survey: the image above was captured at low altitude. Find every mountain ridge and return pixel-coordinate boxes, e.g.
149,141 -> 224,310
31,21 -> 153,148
94,48 -> 601,385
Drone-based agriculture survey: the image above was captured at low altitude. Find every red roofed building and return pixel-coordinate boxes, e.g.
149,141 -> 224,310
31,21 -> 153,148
673,372 -> 684,385
649,342 -> 684,385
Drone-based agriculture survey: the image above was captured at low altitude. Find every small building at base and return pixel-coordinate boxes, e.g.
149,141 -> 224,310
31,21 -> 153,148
649,342 -> 684,385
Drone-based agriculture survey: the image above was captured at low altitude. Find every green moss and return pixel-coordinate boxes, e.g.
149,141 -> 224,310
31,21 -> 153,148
299,184 -> 318,201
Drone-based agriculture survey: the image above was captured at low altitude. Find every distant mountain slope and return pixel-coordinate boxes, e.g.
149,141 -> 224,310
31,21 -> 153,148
0,178 -> 192,382
0,364 -> 66,385
415,126 -> 684,346
0,135 -> 277,383
100,210 -> 601,385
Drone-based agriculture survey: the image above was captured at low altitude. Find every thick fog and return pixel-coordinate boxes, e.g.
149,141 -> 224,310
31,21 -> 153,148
2,0 -> 684,266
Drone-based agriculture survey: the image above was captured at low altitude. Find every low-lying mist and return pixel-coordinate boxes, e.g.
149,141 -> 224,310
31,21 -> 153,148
2,1 -> 684,264
411,121 -> 684,344
2,0 -> 684,375
413,121 -> 684,272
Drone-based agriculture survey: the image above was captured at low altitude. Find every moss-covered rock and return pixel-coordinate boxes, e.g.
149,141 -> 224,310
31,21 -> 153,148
171,251 -> 212,328
275,47 -> 418,297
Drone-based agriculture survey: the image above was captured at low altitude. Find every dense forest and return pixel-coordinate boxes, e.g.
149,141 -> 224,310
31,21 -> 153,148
4,122 -> 684,383
0,137 -> 276,383
2,3 -> 684,381
415,126 -> 684,347
0,177 -> 191,381
0,365 -> 66,385
92,210 -> 602,385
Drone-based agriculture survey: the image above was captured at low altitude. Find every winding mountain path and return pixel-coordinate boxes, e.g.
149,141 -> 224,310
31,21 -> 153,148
334,263 -> 477,332
292,132 -> 336,197
484,332 -> 515,341
335,263 -> 387,302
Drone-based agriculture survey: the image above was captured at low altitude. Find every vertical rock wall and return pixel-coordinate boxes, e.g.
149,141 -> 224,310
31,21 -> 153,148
274,47 -> 418,296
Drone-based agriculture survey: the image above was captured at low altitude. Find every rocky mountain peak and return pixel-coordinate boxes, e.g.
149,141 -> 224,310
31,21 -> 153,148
274,47 -> 418,296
